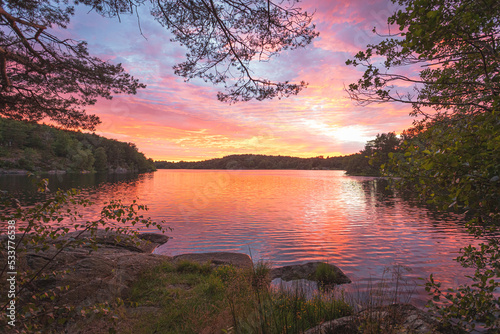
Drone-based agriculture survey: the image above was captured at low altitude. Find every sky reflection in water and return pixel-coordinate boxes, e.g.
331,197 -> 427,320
1,170 -> 477,305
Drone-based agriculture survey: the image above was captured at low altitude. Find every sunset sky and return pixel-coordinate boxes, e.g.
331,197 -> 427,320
65,0 -> 416,161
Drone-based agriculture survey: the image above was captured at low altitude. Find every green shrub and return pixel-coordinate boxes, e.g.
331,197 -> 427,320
175,260 -> 212,275
252,260 -> 271,290
315,262 -> 338,287
213,264 -> 238,284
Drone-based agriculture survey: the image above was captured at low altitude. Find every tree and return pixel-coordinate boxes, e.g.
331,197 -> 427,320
385,111 -> 500,331
0,1 -> 144,130
347,0 -> 500,330
346,0 -> 499,120
93,146 -> 108,172
345,132 -> 401,176
0,0 -> 318,130
69,144 -> 95,171
52,131 -> 73,157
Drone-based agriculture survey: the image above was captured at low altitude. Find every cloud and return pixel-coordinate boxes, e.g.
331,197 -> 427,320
67,0 -> 418,161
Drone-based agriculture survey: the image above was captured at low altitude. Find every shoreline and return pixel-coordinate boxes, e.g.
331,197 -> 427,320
0,168 -> 155,175
0,230 -> 459,333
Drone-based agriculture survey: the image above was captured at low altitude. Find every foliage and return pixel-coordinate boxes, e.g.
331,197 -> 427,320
314,262 -> 338,288
0,179 -> 166,332
93,147 -> 108,172
347,0 -> 500,330
175,260 -> 212,275
0,0 -> 318,129
344,132 -> 401,176
237,282 -> 352,333
346,0 -> 500,119
385,114 -> 499,221
151,0 -> 318,103
0,0 -> 144,130
387,112 -> 500,331
156,153 -> 350,170
0,117 -> 156,173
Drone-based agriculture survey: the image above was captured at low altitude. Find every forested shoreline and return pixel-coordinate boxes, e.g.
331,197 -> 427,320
0,118 -> 156,173
0,114 -> 403,177
156,154 -> 349,171
154,132 -> 400,176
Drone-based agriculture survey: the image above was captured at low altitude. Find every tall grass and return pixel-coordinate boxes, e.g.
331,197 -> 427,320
125,260 -> 353,334
237,281 -> 352,333
340,264 -> 418,334
111,260 -> 423,334
226,260 -> 352,333
314,262 -> 339,288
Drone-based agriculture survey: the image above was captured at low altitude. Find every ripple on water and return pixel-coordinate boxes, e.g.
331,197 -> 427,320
1,169 -> 482,302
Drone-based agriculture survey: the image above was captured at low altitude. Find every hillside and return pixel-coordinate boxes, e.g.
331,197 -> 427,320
0,118 -> 155,173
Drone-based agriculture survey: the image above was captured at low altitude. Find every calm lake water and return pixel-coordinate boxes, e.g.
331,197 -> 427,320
1,169 -> 477,305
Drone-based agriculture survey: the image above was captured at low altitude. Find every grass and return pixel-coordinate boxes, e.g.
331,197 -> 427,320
117,260 -> 353,334
126,261 -> 232,333
314,262 -> 338,288
67,261 -> 422,334
237,284 -> 352,333
340,264 -> 419,334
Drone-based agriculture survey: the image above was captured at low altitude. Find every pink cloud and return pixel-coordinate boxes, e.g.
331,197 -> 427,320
66,0 -> 418,162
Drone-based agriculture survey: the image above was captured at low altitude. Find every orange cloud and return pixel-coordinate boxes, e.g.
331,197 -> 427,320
69,0 -> 418,162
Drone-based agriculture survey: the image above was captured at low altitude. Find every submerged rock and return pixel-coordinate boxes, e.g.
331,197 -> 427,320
271,261 -> 351,285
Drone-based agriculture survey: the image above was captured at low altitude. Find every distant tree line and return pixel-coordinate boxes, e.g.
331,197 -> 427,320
0,114 -> 404,176
155,133 -> 402,176
157,153 -> 355,171
0,118 -> 155,173
156,154 -> 350,170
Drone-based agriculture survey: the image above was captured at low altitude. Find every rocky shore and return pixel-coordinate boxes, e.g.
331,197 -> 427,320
1,230 -> 457,333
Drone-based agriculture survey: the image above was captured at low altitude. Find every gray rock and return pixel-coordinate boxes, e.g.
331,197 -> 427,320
304,315 -> 359,334
138,232 -> 169,245
0,168 -> 29,175
110,167 -> 130,173
0,230 -> 172,308
173,252 -> 253,269
46,170 -> 67,174
52,229 -> 166,253
271,262 -> 351,285
304,304 -> 463,334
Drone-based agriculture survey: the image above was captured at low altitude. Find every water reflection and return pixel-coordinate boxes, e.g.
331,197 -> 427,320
0,170 -> 476,304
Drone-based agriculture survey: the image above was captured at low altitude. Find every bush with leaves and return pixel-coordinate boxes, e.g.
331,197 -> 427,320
0,178 -> 166,332
385,112 -> 500,331
347,0 -> 500,330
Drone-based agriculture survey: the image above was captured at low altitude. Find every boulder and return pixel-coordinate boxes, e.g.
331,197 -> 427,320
173,252 -> 253,269
50,229 -> 169,253
304,315 -> 359,334
138,232 -> 170,245
0,230 -> 172,308
271,262 -> 351,285
304,304 -> 463,334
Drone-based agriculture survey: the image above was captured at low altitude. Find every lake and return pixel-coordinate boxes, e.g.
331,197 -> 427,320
1,169 -> 477,305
